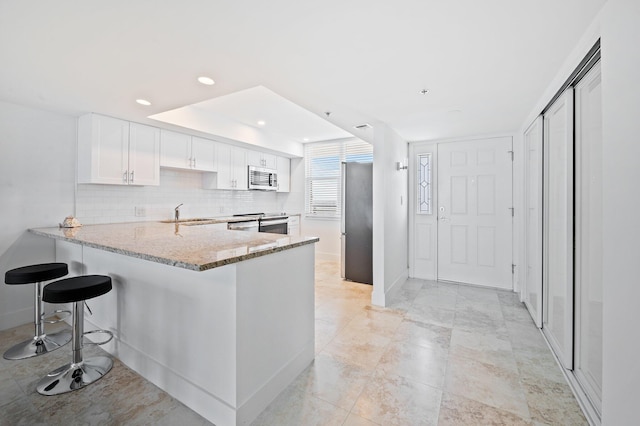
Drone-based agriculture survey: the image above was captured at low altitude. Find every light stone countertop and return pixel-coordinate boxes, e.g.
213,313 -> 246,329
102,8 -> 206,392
30,222 -> 319,272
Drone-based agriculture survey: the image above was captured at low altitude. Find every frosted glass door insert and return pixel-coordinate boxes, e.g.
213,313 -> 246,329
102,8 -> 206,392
417,154 -> 432,214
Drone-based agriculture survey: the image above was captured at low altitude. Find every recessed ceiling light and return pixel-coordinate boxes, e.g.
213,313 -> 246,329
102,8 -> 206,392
197,76 -> 215,86
303,137 -> 309,142
257,120 -> 266,126
136,99 -> 151,106
354,123 -> 373,130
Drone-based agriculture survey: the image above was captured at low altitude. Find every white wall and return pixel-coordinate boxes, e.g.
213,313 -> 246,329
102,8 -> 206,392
600,0 -> 640,422
372,124 -> 409,306
0,101 -> 76,330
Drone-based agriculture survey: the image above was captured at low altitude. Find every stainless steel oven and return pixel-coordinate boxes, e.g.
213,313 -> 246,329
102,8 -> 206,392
227,219 -> 259,232
258,216 -> 288,234
228,213 -> 289,234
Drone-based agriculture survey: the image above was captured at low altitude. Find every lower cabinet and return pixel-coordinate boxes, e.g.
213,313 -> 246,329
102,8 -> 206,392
288,215 -> 300,236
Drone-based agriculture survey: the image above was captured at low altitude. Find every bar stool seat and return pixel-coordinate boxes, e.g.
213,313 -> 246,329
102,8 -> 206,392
3,263 -> 72,360
37,275 -> 114,396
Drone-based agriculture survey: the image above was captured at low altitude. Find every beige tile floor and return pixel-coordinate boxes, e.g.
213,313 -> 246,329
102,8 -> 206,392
0,260 -> 587,425
253,260 -> 587,426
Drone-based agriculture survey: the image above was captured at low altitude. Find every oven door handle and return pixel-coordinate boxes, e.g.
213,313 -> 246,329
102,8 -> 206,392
260,219 -> 289,226
228,221 -> 260,230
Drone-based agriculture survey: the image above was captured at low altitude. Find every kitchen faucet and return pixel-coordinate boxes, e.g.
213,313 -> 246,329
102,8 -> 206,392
174,203 -> 183,222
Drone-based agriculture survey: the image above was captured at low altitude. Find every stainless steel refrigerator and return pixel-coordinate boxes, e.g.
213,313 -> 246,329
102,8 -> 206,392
341,162 -> 373,284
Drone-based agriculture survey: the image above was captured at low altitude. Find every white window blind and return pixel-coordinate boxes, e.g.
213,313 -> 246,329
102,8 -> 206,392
305,139 -> 373,218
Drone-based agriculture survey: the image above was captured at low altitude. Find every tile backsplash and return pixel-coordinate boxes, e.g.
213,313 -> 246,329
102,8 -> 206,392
76,169 -> 288,224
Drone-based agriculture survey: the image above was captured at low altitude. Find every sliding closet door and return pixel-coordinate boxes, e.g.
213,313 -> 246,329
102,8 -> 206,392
523,117 -> 543,328
543,89 -> 574,369
574,61 -> 603,414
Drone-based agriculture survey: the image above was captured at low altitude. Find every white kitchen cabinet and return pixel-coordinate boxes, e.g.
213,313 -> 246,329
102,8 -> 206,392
160,130 -> 191,169
276,156 -> 290,193
215,143 -> 248,190
78,114 -> 160,186
288,214 -> 300,236
191,137 -> 216,172
248,150 -> 277,169
160,130 -> 216,172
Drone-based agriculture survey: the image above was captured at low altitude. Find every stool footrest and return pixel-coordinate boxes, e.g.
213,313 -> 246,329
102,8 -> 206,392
83,329 -> 114,346
42,309 -> 72,324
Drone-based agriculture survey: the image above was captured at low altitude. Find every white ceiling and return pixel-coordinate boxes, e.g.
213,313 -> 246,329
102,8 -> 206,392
0,0 -> 607,148
150,86 -> 353,144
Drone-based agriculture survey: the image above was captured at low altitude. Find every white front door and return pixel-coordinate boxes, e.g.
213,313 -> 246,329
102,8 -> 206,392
436,137 -> 513,289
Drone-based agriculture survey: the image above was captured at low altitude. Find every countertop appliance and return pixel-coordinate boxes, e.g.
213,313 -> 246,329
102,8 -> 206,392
341,162 -> 373,284
248,166 -> 278,191
228,213 -> 289,234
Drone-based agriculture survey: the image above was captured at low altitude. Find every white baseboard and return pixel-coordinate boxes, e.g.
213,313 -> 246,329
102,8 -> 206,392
85,316 -> 238,425
237,341 -> 314,425
85,317 -> 314,426
372,268 -> 409,307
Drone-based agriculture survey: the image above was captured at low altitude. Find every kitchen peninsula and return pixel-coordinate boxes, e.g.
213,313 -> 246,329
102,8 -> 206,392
31,222 -> 318,426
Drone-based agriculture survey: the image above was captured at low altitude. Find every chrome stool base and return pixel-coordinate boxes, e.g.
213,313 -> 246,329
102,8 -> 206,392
36,356 -> 113,396
3,329 -> 72,360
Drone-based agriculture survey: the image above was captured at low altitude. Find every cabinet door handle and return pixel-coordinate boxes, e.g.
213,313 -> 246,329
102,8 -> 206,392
130,170 -> 134,183
123,171 -> 128,183
193,158 -> 197,169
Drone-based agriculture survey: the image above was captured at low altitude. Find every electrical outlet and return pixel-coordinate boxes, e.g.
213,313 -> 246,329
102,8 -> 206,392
219,206 -> 224,213
135,206 -> 146,217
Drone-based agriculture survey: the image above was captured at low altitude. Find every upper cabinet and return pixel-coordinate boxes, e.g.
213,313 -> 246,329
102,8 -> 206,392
78,114 -> 160,186
160,130 -> 216,172
247,150 -> 277,169
276,156 -> 290,193
215,144 -> 248,190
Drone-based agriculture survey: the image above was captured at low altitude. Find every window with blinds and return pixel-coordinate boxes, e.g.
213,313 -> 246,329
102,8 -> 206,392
304,139 -> 373,218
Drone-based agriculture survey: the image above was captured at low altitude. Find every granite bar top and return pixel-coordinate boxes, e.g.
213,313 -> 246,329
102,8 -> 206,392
30,222 -> 318,272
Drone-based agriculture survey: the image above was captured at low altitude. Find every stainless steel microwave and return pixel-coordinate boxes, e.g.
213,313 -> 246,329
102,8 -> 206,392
248,165 -> 278,191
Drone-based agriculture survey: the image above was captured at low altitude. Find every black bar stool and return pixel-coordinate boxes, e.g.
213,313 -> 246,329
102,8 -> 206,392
4,263 -> 72,360
37,275 -> 114,396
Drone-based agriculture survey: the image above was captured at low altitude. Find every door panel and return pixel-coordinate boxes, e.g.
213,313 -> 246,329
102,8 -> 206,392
128,123 -> 160,186
523,116 -> 543,328
574,61 -> 603,414
543,89 -> 574,369
477,226 -> 496,267
437,137 -> 513,288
